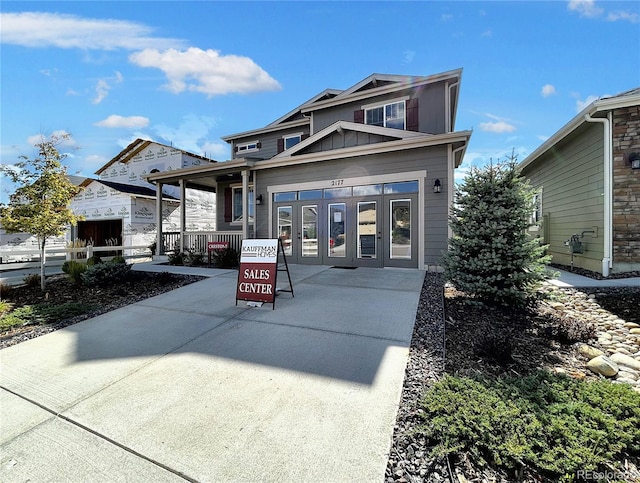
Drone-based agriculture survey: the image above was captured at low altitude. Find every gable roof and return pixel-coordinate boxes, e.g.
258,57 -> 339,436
301,68 -> 463,113
80,178 -> 178,200
520,86 -> 640,170
96,138 -> 216,176
272,120 -> 426,159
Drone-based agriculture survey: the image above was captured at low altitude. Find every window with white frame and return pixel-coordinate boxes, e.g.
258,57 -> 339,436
232,186 -> 254,223
284,134 -> 302,150
236,141 -> 260,154
365,100 -> 405,130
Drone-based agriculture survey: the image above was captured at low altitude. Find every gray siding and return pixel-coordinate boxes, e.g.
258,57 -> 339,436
253,145 -> 450,265
312,81 -> 448,135
299,131 -> 396,154
522,122 -> 605,272
231,126 -> 310,161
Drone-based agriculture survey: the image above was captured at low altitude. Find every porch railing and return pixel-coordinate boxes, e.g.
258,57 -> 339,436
163,231 -> 246,254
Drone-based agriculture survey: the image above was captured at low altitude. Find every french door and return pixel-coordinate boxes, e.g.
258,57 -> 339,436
274,193 -> 418,268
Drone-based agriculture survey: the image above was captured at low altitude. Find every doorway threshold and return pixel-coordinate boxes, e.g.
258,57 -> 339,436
331,266 -> 357,270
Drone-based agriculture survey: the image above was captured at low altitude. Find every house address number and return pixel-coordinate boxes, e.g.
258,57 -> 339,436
331,179 -> 344,186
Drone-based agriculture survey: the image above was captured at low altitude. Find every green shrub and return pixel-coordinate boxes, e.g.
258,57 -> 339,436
168,251 -> 184,266
86,254 -> 103,266
418,372 -> 640,481
81,261 -> 132,287
23,274 -> 41,288
111,255 -> 126,264
184,250 -> 205,267
0,300 -> 13,315
156,271 -> 175,285
212,247 -> 239,269
0,282 -> 12,298
0,302 -> 97,330
441,161 -> 551,307
62,260 -> 87,284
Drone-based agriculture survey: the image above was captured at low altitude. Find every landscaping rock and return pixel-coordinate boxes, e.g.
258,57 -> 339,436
587,356 -> 619,377
576,343 -> 603,360
610,352 -> 640,371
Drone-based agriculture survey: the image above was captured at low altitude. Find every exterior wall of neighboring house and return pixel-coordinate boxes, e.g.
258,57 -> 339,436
612,105 -> 640,271
521,122 -> 605,273
69,180 -> 181,257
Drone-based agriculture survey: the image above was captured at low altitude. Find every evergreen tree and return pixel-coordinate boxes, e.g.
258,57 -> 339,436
442,160 -> 550,306
0,134 -> 83,291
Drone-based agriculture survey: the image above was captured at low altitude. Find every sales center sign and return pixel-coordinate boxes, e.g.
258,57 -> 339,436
236,239 -> 278,304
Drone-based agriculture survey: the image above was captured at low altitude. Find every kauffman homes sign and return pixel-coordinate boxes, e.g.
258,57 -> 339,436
236,239 -> 279,305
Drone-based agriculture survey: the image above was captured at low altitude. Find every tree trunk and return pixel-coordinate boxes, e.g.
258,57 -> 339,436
40,237 -> 47,291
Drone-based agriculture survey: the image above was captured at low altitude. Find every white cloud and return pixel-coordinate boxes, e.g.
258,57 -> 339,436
568,0 -> 638,22
200,141 -> 230,160
479,121 -> 517,133
481,30 -> 493,38
129,48 -> 281,97
537,135 -> 550,142
402,50 -> 415,64
95,115 -> 150,129
441,13 -> 453,22
92,71 -> 123,104
607,10 -> 639,23
576,94 -> 599,112
568,0 -> 604,18
27,130 -> 77,148
84,154 -> 108,166
541,84 -> 557,97
0,12 -> 183,50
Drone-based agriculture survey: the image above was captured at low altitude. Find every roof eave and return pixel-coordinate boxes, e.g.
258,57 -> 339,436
520,92 -> 640,171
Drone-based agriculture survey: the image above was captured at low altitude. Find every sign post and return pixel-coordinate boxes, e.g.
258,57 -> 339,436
236,239 -> 293,309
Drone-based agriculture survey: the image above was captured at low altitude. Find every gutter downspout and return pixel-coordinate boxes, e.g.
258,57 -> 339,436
584,113 -> 612,277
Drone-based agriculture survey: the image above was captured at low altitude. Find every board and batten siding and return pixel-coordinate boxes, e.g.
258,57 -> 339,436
522,122 -> 605,273
252,145 -> 450,266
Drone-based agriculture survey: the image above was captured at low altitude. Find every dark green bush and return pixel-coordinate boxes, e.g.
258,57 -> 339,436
0,282 -> 13,298
23,274 -> 41,288
111,255 -> 126,264
548,318 -> 597,345
156,271 -> 175,285
168,251 -> 184,266
212,247 -> 239,269
184,250 -> 205,267
418,372 -> 640,481
62,260 -> 87,284
86,254 -> 103,266
81,261 -> 132,287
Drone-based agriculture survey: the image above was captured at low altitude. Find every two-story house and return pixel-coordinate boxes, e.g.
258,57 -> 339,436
147,68 -> 471,270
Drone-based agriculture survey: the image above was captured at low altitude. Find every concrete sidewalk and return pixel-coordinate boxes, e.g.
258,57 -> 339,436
0,264 -> 425,482
547,267 -> 640,288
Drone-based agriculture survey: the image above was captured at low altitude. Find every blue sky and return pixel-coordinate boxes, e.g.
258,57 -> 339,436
1,1 -> 639,203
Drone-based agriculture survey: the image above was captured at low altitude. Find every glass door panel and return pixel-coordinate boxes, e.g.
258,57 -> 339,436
301,205 -> 318,258
328,203 -> 346,258
357,201 -> 377,259
390,199 -> 411,259
277,206 -> 293,256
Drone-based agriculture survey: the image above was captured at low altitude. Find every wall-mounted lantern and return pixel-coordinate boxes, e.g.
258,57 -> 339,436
629,152 -> 640,170
433,179 -> 442,193
255,194 -> 264,205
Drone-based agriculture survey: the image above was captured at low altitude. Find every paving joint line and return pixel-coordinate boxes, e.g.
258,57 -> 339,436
0,385 -> 197,482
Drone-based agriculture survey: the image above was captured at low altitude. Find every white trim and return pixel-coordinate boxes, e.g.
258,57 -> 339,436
236,140 -> 260,154
361,95 -> 409,111
267,170 -> 427,195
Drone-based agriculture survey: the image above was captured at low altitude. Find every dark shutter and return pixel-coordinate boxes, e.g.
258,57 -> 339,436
277,138 -> 284,153
234,145 -> 239,153
301,133 -> 310,141
224,187 -> 232,223
406,98 -> 419,132
256,141 -> 262,149
354,109 -> 364,124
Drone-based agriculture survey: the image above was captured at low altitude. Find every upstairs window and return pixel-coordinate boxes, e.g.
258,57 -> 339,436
284,134 -> 302,150
236,141 -> 260,154
365,101 -> 405,130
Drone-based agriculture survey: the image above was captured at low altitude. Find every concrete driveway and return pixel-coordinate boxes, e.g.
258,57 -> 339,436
0,264 -> 424,482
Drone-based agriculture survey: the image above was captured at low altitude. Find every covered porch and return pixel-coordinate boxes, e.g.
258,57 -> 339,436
145,159 -> 258,256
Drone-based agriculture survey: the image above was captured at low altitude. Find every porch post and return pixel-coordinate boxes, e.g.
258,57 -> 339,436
252,170 -> 257,238
155,182 -> 164,256
241,169 -> 249,239
180,179 -> 186,253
